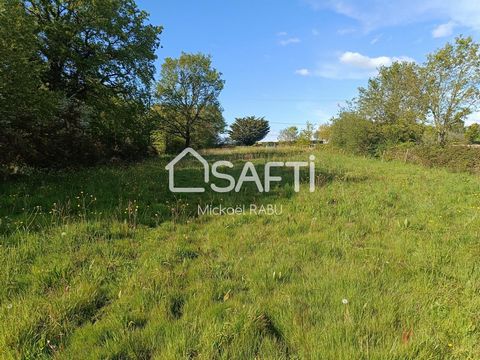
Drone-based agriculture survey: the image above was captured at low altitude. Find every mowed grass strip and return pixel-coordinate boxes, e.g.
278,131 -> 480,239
1,148 -> 480,359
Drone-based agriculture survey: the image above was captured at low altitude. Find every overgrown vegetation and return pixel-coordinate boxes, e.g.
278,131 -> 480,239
318,36 -> 480,160
2,147 -> 480,358
383,143 -> 480,173
0,0 -> 162,167
3,2 -> 480,358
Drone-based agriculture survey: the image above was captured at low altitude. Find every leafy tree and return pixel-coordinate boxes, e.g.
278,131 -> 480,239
25,0 -> 161,100
465,123 -> 480,144
278,126 -> 299,142
156,53 -> 225,149
1,0 -> 162,166
357,61 -> 426,144
229,116 -> 270,146
0,1 -> 59,165
316,124 -> 332,142
153,104 -> 225,152
29,0 -> 161,162
297,122 -> 315,145
190,106 -> 226,148
422,36 -> 480,146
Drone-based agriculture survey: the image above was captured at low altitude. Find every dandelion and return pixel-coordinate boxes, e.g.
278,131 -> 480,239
448,343 -> 453,348
342,298 -> 349,305
6,303 -> 12,310
61,232 -> 67,237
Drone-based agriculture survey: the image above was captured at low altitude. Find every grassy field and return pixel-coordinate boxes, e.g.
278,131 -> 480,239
1,147 -> 480,359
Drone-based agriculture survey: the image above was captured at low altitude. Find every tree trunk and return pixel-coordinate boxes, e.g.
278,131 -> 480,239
184,130 -> 191,149
438,130 -> 447,147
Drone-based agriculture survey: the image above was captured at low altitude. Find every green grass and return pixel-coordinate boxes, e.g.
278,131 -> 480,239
1,147 -> 480,359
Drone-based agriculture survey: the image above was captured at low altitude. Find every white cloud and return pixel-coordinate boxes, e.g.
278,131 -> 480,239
340,52 -> 389,69
277,31 -> 288,36
306,0 -> 480,32
314,63 -> 374,80
312,28 -> 320,36
307,51 -> 415,79
432,21 -> 455,38
339,51 -> 414,70
295,68 -> 311,76
279,37 -> 301,46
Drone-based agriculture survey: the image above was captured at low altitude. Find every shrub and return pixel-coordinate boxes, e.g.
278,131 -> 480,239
330,112 -> 382,155
383,144 -> 480,173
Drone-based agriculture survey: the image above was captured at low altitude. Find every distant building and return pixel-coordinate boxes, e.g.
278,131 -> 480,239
256,139 -> 327,147
256,140 -> 279,147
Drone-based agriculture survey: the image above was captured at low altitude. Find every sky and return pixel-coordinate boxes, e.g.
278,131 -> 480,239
137,0 -> 480,141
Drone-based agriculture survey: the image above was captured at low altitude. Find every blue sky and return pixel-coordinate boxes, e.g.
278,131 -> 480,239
138,0 -> 480,140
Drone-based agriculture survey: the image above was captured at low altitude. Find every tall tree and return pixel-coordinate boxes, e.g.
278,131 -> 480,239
156,53 -> 225,149
357,61 -> 426,143
229,116 -> 270,146
1,0 -> 162,166
278,126 -> 299,142
153,104 -> 226,152
24,0 -> 161,102
0,1 -> 57,165
422,36 -> 480,146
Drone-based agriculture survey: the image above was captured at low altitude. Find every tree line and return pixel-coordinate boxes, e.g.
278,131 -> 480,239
1,1 -> 270,169
1,0 -> 162,167
319,36 -> 480,155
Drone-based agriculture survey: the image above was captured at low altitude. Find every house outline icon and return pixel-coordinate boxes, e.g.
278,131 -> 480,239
165,148 -> 209,193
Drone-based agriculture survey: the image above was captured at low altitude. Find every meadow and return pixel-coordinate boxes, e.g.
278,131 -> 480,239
1,147 -> 480,359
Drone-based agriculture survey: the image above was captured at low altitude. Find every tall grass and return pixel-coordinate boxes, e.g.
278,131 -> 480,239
1,147 -> 480,359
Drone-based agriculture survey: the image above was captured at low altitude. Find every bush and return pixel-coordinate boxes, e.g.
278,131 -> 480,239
383,144 -> 480,173
330,112 -> 382,155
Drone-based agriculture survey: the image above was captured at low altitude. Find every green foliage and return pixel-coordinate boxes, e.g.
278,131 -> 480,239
423,36 -> 480,146
315,124 -> 332,142
156,53 -> 225,149
330,112 -> 381,155
465,123 -> 480,144
0,1 -> 60,165
0,0 -> 162,167
296,122 -> 315,146
332,36 -> 480,153
384,144 -> 480,173
277,126 -> 299,142
229,116 -> 270,146
357,61 -> 426,144
329,61 -> 426,155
